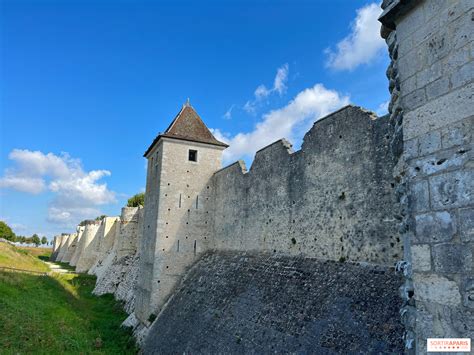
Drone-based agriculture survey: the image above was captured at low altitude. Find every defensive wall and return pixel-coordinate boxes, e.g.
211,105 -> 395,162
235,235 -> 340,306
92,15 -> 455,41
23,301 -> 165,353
211,106 -> 399,264
380,0 -> 474,352
49,1 -> 473,352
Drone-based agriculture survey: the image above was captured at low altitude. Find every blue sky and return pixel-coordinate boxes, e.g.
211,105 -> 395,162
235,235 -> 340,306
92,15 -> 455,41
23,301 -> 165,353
0,0 -> 390,239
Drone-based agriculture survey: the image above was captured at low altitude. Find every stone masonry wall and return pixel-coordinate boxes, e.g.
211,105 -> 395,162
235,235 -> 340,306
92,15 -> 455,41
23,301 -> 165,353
75,221 -> 101,273
93,207 -> 144,314
135,138 -> 225,323
61,233 -> 77,263
380,0 -> 474,352
143,251 -> 404,353
88,217 -> 119,276
211,106 -> 401,266
69,226 -> 85,266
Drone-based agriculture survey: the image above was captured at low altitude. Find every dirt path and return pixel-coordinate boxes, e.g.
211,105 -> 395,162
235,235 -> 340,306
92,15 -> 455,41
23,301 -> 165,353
45,261 -> 76,274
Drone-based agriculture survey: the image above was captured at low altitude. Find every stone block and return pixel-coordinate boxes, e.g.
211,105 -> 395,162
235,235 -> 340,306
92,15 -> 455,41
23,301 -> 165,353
396,3 -> 426,41
450,10 -> 474,50
409,180 -> 429,213
413,273 -> 461,306
426,76 -> 450,100
430,170 -> 474,210
404,138 -> 419,159
432,243 -> 472,273
452,307 -> 474,339
416,59 -> 442,87
444,44 -> 471,74
414,211 -> 456,243
404,83 -> 473,140
425,29 -> 451,66
450,60 -> 474,89
398,49 -> 420,81
440,0 -> 474,27
402,88 -> 426,111
407,145 -> 471,178
459,208 -> 474,242
411,244 -> 431,271
400,74 -> 417,97
441,118 -> 472,148
462,278 -> 474,309
418,131 -> 441,156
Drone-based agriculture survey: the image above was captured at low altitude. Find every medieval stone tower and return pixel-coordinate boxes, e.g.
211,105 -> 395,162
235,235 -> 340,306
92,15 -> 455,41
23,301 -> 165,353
135,101 -> 228,322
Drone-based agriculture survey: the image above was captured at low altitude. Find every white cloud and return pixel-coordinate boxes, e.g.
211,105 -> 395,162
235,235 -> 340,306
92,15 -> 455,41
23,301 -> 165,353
214,83 -> 350,164
244,63 -> 289,114
0,149 -> 116,225
223,105 -> 235,120
0,175 -> 45,194
376,100 -> 389,116
325,3 -> 385,71
273,64 -> 289,95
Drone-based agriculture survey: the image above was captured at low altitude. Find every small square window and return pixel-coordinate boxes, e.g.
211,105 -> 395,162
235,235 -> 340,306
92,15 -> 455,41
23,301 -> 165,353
188,149 -> 198,162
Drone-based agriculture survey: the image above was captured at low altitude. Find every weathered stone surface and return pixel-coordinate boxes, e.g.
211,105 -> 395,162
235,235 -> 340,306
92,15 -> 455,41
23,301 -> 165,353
432,243 -> 472,273
212,106 -> 400,266
411,244 -> 431,272
462,278 -> 474,309
143,252 -> 404,354
429,170 -> 473,210
413,273 -> 461,307
414,211 -> 456,243
404,83 -> 473,140
407,144 -> 472,178
459,207 -> 474,242
409,180 -> 429,213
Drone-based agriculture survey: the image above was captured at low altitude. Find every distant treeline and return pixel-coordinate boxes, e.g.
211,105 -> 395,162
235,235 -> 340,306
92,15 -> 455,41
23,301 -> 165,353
0,221 -> 48,246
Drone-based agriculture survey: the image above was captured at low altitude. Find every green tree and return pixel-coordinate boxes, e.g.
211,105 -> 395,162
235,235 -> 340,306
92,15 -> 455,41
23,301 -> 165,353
95,215 -> 107,221
127,192 -> 145,207
0,221 -> 16,242
31,234 -> 41,247
41,236 -> 48,245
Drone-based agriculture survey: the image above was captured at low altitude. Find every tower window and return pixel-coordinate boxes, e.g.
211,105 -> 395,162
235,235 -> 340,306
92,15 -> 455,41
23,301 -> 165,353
188,149 -> 198,162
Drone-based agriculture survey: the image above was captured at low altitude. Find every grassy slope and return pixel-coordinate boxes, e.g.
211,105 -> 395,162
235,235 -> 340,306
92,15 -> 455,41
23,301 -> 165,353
0,243 -> 49,272
0,243 -> 137,354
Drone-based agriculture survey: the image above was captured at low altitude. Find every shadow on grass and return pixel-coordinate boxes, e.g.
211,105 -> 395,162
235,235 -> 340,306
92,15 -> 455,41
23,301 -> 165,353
0,270 -> 138,354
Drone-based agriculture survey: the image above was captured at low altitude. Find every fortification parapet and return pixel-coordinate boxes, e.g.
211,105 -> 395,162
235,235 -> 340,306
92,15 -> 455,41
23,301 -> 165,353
62,233 -> 78,263
93,206 -> 145,315
69,225 -> 85,266
88,217 -> 120,275
53,235 -> 69,262
51,235 -> 62,261
211,106 -> 400,265
117,207 -> 141,258
58,234 -> 74,262
75,222 -> 101,273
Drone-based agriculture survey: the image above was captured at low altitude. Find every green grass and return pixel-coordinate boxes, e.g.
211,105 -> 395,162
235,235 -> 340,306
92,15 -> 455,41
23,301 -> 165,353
0,243 -> 50,272
0,244 -> 137,354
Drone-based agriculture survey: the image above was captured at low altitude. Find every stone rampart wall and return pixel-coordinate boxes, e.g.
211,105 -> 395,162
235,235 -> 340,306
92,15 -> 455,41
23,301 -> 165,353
211,106 -> 401,266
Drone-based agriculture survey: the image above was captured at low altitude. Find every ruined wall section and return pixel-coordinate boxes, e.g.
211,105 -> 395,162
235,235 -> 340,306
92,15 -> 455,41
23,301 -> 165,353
211,106 -> 400,266
380,0 -> 474,352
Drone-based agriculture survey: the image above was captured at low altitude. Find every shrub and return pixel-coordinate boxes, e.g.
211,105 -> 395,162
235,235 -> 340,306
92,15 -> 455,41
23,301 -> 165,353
127,193 -> 145,207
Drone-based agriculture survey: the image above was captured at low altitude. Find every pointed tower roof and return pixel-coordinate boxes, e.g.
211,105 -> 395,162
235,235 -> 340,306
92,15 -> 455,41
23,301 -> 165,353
144,101 -> 228,157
